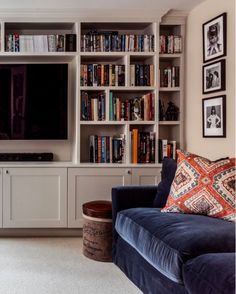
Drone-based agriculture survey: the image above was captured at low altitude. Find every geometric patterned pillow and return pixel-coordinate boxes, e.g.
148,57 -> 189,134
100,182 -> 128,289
161,150 -> 236,222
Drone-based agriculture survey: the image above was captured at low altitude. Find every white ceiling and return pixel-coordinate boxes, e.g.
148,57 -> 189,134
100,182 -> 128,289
0,0 -> 206,11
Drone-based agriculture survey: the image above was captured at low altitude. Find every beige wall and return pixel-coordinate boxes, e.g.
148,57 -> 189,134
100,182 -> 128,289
185,0 -> 235,159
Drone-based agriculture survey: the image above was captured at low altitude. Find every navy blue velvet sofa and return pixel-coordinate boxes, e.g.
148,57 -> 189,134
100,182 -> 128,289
112,158 -> 235,294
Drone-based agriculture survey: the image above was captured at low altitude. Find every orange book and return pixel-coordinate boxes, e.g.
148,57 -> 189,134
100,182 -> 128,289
132,129 -> 138,164
150,64 -> 154,86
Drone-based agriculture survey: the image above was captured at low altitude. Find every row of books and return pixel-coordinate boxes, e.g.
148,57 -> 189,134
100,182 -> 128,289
80,64 -> 125,87
158,139 -> 177,163
159,35 -> 182,54
131,129 -> 155,164
159,66 -> 180,88
89,135 -> 125,163
81,92 -> 106,121
81,32 -> 154,52
109,92 -> 154,121
5,33 -> 76,52
130,64 -> 154,87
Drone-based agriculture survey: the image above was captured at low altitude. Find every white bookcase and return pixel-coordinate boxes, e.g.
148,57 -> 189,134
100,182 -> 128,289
0,10 -> 186,229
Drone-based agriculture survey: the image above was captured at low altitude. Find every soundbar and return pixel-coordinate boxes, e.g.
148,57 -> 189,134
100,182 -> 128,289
0,153 -> 53,162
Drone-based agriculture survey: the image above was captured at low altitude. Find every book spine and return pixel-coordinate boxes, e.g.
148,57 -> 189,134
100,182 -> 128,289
65,34 -> 76,52
132,129 -> 138,164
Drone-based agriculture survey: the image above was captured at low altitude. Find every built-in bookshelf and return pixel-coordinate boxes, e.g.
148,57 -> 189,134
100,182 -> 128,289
79,21 -> 158,164
158,17 -> 185,162
0,11 -> 186,231
0,13 -> 185,165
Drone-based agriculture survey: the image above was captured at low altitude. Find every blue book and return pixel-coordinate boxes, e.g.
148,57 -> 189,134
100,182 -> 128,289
109,92 -> 114,120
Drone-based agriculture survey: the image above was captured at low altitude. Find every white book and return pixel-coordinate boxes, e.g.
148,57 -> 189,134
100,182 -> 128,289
92,98 -> 98,121
144,34 -> 149,52
43,35 -> 48,52
19,35 -> 25,52
48,35 -> 56,52
130,64 -> 135,86
162,139 -> 168,158
24,35 -> 34,52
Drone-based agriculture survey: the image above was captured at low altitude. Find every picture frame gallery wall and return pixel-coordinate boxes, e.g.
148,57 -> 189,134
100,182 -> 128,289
202,12 -> 227,138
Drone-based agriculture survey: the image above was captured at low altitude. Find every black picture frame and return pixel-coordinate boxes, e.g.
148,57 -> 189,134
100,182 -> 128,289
202,95 -> 226,137
202,59 -> 225,94
202,13 -> 227,63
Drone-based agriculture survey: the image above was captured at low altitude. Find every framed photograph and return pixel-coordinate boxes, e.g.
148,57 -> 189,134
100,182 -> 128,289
203,13 -> 227,63
202,59 -> 225,94
202,95 -> 226,137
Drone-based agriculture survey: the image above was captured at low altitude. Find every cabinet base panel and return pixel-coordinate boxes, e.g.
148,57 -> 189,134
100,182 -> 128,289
0,228 -> 82,237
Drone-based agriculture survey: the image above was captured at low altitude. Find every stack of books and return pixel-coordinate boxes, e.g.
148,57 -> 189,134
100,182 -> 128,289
158,139 -> 177,162
130,64 -> 154,87
81,92 -> 106,121
159,66 -> 180,87
80,64 -> 125,87
5,33 -> 76,52
89,135 -> 125,163
81,32 -> 154,52
131,129 -> 155,164
109,92 -> 154,121
159,35 -> 182,54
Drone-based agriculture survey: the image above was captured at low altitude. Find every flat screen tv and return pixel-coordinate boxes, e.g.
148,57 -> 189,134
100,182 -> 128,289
0,63 -> 68,140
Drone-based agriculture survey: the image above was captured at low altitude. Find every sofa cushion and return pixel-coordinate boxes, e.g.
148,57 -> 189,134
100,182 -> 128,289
162,150 -> 236,222
115,208 -> 235,284
153,157 -> 177,208
183,253 -> 235,294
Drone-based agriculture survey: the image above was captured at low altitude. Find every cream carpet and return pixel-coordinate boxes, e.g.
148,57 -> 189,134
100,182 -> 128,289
0,238 -> 141,294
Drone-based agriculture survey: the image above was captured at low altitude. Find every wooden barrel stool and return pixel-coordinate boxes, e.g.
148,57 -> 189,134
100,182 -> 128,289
82,200 -> 112,262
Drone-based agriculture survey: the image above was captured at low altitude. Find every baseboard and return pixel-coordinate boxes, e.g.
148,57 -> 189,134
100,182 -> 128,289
0,228 -> 82,237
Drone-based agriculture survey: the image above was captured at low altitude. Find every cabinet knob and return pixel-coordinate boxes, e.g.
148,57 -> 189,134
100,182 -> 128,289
5,170 -> 9,174
127,170 -> 131,175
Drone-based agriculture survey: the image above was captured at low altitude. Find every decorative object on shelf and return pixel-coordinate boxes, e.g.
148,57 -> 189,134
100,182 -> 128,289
202,59 -> 225,94
132,98 -> 142,121
202,13 -> 227,63
202,95 -> 226,137
165,101 -> 179,121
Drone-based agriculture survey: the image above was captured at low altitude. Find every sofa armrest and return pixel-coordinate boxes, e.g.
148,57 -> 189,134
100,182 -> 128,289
111,185 -> 157,227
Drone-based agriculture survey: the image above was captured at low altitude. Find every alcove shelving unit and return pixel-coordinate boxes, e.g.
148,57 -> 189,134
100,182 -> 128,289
0,11 -> 186,230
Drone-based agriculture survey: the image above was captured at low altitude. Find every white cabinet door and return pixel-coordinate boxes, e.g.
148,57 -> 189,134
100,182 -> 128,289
131,168 -> 161,186
68,168 -> 131,228
3,168 -> 67,228
0,168 -> 2,227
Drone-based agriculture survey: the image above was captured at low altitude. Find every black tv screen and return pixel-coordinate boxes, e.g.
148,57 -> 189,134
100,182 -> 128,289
0,63 -> 68,140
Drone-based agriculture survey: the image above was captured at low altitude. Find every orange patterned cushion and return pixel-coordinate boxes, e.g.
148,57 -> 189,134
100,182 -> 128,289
161,150 -> 236,222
